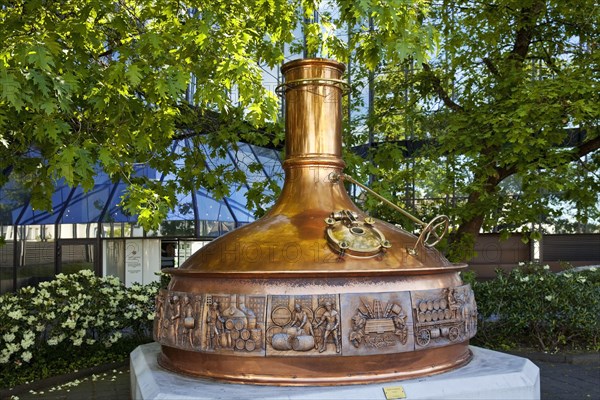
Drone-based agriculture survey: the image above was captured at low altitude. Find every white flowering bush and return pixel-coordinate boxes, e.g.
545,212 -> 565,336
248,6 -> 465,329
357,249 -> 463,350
465,262 -> 600,352
0,270 -> 159,388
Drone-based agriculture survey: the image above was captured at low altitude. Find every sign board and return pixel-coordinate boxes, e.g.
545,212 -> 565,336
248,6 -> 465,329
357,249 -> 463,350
125,239 -> 143,286
383,386 -> 407,399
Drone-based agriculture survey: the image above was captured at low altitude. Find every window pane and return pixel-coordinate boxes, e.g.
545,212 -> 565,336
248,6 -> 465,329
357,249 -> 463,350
0,177 -> 28,226
17,241 -> 54,289
62,184 -> 112,224
104,240 -> 125,281
19,180 -> 72,225
61,244 -> 94,274
0,230 -> 14,294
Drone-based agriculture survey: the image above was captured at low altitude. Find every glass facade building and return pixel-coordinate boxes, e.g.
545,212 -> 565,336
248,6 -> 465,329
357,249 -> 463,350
0,140 -> 283,294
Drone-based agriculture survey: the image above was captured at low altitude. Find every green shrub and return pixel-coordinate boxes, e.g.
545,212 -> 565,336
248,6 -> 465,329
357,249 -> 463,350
469,263 -> 600,352
0,270 -> 159,388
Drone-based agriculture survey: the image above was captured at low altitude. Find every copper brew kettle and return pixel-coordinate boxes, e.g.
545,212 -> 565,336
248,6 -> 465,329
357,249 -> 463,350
154,58 -> 477,385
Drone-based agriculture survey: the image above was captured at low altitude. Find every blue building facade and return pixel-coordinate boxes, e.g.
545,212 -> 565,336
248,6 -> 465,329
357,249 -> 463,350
0,140 -> 283,293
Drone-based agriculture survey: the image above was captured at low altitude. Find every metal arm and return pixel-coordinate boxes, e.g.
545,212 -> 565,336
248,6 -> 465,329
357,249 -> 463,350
329,172 -> 449,250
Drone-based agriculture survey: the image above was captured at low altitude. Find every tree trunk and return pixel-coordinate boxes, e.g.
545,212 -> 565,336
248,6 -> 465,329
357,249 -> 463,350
449,172 -> 504,261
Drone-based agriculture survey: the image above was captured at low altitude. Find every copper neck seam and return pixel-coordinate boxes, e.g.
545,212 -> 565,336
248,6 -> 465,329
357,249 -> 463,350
283,159 -> 345,170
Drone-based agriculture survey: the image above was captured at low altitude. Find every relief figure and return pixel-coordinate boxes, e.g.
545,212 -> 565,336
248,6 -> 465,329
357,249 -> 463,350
169,295 -> 181,343
182,295 -> 195,347
206,301 -> 225,350
314,301 -> 340,353
349,311 -> 367,348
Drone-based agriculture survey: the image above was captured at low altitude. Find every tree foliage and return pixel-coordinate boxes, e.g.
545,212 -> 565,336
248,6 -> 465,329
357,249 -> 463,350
0,0 -> 434,230
2,0 -> 597,256
354,0 -> 600,258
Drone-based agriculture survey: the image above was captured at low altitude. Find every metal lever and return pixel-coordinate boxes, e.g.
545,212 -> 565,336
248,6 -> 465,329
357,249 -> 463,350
329,172 -> 449,253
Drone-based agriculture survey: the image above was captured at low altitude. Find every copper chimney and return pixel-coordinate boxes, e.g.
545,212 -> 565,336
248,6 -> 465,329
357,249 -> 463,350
154,59 -> 477,385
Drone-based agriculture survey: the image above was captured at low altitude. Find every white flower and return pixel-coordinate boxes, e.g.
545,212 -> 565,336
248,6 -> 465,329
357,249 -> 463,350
21,331 -> 35,349
543,265 -> 550,270
109,332 -> 122,343
47,334 -> 66,346
62,318 -> 77,330
21,287 -> 36,295
590,267 -> 597,272
518,262 -> 525,266
72,338 -> 83,346
6,343 -> 20,354
1,348 -> 13,360
3,333 -> 15,343
519,276 -> 530,282
21,351 -> 32,362
545,295 -> 554,301
8,310 -> 22,320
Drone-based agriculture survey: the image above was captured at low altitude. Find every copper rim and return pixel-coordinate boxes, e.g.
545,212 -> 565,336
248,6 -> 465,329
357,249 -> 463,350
165,264 -> 468,278
280,58 -> 346,74
158,343 -> 473,386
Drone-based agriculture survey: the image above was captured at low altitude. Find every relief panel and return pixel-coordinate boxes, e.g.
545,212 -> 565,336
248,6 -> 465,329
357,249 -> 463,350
200,293 -> 267,356
410,284 -> 477,350
340,292 -> 414,356
154,289 -> 205,351
265,294 -> 341,356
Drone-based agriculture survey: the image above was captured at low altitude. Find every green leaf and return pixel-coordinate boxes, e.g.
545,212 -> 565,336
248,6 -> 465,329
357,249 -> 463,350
56,146 -> 77,185
0,71 -> 23,110
27,45 -> 55,71
125,64 -> 142,87
28,70 -> 51,97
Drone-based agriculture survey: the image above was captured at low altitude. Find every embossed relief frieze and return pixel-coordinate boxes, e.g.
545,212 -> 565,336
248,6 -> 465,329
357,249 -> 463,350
154,285 -> 476,356
266,295 -> 341,356
411,284 -> 477,349
340,292 -> 414,356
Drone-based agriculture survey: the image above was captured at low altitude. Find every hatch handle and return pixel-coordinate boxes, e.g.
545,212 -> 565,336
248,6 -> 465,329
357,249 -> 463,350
329,172 -> 449,251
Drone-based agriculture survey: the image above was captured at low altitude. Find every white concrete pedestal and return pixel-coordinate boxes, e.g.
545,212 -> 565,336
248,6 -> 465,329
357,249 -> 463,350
131,343 -> 540,400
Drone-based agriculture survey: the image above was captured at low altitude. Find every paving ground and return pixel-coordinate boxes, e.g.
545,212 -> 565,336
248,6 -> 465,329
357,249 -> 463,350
6,355 -> 600,400
537,359 -> 599,400
12,366 -> 130,400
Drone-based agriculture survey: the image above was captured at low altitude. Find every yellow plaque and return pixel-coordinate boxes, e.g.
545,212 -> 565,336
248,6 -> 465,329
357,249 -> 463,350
383,385 -> 407,399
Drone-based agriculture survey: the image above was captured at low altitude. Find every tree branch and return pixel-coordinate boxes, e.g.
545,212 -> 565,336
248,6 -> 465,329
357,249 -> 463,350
421,63 -> 463,112
540,46 -> 561,75
575,133 -> 600,158
482,57 -> 500,77
509,1 -> 545,62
